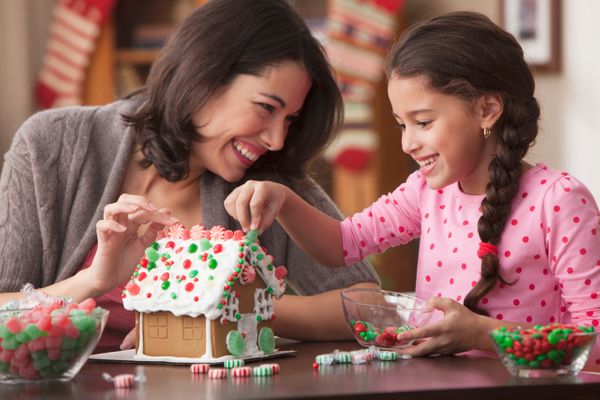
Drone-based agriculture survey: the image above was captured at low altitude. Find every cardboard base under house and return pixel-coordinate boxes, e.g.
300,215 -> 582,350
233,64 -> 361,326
89,348 -> 296,365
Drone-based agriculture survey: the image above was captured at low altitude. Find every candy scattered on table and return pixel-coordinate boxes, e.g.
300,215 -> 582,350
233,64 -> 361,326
224,358 -> 245,369
102,372 -> 145,388
231,366 -> 252,377
190,363 -> 210,374
0,298 -> 107,381
208,368 -> 228,379
314,346 -> 409,369
491,323 -> 596,369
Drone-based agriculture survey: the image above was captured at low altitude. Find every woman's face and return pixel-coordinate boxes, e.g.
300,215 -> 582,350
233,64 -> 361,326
191,61 -> 312,182
387,74 -> 497,195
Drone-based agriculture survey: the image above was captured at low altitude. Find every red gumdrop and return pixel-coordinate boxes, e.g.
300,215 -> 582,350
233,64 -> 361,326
375,332 -> 397,347
79,298 -> 96,311
353,322 -> 367,334
27,337 -> 46,352
14,344 -> 30,361
36,315 -> 52,332
65,325 -> 81,339
47,348 -> 61,361
54,314 -> 71,329
46,336 -> 62,349
384,326 -> 398,335
47,325 -> 65,337
5,317 -> 22,334
274,266 -> 287,280
0,349 -> 15,363
19,365 -> 39,380
126,281 -> 141,296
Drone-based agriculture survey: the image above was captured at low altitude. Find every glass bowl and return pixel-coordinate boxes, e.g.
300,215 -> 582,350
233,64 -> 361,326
340,288 -> 433,349
0,301 -> 109,383
490,324 -> 597,378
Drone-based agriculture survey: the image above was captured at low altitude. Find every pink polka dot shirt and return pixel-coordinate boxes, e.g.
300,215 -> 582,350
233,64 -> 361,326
341,163 -> 600,365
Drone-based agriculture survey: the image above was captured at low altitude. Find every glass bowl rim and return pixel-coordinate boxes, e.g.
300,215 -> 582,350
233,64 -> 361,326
340,288 -> 429,311
489,328 -> 598,338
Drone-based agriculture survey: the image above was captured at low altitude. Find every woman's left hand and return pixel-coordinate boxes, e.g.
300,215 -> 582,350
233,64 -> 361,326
395,297 -> 492,356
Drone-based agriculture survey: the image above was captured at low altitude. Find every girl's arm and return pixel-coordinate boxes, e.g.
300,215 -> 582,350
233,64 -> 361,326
224,180 -> 345,267
272,281 -> 379,340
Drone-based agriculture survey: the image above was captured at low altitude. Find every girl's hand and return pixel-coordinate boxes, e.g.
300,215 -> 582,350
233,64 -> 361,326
87,194 -> 179,294
395,297 -> 492,356
224,180 -> 287,233
120,327 -> 136,350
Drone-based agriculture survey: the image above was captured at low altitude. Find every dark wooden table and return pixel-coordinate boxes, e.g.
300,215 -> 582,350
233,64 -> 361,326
2,341 -> 600,400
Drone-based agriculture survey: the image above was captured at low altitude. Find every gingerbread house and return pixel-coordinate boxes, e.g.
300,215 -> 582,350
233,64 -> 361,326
122,225 -> 287,361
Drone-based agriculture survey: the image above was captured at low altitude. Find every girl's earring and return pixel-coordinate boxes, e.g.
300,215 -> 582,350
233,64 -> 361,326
483,127 -> 492,139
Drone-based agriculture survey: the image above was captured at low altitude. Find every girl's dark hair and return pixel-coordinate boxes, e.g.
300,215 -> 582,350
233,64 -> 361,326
386,12 -> 540,316
123,0 -> 342,182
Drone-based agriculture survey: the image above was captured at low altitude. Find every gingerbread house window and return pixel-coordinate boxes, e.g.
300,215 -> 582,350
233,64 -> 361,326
147,314 -> 168,339
182,316 -> 203,340
254,289 -> 273,319
220,291 -> 240,324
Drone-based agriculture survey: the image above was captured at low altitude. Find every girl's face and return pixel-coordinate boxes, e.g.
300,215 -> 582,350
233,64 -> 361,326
191,61 -> 312,182
387,74 -> 499,195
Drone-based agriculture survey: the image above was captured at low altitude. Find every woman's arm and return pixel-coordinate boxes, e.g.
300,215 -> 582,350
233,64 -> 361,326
0,195 -> 177,307
271,281 -> 379,340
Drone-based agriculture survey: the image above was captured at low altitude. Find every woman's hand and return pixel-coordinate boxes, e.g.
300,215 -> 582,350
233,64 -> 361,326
86,194 -> 178,295
120,328 -> 136,350
395,297 -> 494,356
224,180 -> 288,233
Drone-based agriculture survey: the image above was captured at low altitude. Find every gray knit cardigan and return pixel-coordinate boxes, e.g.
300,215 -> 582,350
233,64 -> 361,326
0,98 -> 379,295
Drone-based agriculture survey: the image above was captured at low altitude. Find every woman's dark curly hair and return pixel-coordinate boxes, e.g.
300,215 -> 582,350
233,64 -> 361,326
123,0 -> 342,182
385,12 -> 540,316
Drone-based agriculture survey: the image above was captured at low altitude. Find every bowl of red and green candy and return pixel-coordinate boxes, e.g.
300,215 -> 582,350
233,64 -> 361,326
341,288 -> 433,349
0,298 -> 108,383
490,323 -> 596,378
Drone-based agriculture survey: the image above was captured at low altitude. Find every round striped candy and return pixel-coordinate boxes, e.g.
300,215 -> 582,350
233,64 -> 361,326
315,354 -> 334,365
190,364 -> 210,374
231,366 -> 252,377
261,363 -> 280,374
224,358 -> 245,369
113,374 -> 135,388
334,351 -> 352,364
378,351 -> 399,361
252,366 -> 273,377
208,368 -> 228,379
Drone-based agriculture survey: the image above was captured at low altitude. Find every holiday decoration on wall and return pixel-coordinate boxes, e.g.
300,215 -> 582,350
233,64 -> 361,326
325,0 -> 404,172
35,0 -> 115,109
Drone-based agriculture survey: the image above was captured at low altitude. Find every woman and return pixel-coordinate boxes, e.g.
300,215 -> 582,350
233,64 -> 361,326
0,0 -> 379,352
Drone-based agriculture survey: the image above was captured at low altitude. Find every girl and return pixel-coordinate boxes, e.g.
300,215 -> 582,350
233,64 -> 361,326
0,0 -> 379,352
224,11 -> 600,368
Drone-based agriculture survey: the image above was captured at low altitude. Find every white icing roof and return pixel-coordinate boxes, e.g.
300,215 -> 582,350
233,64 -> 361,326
122,225 -> 287,319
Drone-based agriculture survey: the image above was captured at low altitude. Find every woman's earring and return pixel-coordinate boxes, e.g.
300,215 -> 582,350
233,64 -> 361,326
483,127 -> 491,139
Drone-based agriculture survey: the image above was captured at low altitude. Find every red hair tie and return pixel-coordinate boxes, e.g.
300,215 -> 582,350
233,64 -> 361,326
477,242 -> 499,259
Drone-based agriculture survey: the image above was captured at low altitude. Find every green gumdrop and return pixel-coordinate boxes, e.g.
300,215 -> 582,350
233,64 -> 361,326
2,336 -> 20,350
0,361 -> 10,373
246,230 -> 259,243
226,330 -> 245,357
61,337 -> 78,350
24,323 -> 44,340
258,327 -> 275,354
14,330 -> 31,344
72,315 -> 96,332
51,359 -> 69,373
30,350 -> 47,361
77,331 -> 92,348
33,356 -> 52,370
40,367 -> 57,379
145,248 -> 160,262
199,238 -> 212,251
60,348 -> 78,361
0,325 -> 14,340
